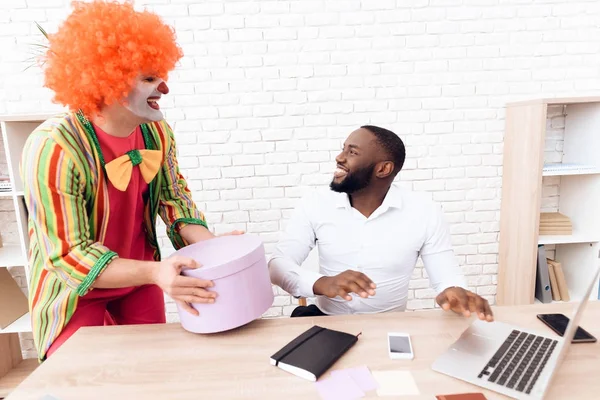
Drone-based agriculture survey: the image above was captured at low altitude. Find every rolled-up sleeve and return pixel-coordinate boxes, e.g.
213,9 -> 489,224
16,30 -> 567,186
268,193 -> 324,298
420,202 -> 467,294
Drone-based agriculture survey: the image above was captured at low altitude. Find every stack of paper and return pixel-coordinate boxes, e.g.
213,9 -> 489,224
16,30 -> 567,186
314,366 -> 421,399
371,370 -> 420,397
314,365 -> 378,400
539,212 -> 572,235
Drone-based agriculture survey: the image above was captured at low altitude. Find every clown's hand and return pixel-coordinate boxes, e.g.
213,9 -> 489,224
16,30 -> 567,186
153,255 -> 216,316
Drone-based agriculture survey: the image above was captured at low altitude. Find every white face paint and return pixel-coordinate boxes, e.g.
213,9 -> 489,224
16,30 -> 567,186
123,76 -> 167,122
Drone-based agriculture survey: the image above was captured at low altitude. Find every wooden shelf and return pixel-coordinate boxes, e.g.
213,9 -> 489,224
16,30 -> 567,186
508,96 -> 600,106
538,232 -> 600,245
0,313 -> 31,335
0,246 -> 26,268
542,163 -> 600,177
0,191 -> 24,198
534,298 -> 577,304
0,358 -> 38,398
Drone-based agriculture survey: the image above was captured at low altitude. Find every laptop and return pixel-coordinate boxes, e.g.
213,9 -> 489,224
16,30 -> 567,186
432,266 -> 600,400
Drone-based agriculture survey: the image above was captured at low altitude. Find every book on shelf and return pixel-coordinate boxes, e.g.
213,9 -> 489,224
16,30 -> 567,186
0,176 -> 11,192
539,212 -> 572,236
547,259 -> 570,301
536,246 -> 571,303
547,260 -> 561,301
535,245 -> 552,303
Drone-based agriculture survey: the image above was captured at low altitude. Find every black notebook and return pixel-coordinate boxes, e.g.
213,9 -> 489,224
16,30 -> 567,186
270,325 -> 361,381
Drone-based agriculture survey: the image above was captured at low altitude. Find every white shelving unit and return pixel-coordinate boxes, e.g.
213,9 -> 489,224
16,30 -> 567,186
498,97 -> 600,306
0,113 -> 53,398
542,102 -> 600,302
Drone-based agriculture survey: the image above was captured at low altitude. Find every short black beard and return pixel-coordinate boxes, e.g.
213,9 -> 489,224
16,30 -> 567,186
330,163 -> 376,194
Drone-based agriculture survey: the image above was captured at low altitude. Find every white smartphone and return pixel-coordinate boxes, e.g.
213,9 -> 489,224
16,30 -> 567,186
387,332 -> 414,360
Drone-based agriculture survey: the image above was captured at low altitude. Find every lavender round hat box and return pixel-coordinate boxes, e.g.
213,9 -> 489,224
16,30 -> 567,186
172,234 -> 274,333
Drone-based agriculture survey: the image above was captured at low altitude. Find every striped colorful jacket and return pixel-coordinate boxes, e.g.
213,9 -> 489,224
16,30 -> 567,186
20,111 -> 207,361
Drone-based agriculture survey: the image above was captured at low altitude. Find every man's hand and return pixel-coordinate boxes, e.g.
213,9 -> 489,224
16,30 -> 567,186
435,287 -> 494,321
313,270 -> 377,301
152,255 -> 217,316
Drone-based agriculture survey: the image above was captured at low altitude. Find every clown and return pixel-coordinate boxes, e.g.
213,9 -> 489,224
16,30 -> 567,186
20,0 -> 240,361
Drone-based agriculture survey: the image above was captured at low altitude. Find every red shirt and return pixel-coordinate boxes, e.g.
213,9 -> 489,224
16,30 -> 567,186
94,124 -> 155,262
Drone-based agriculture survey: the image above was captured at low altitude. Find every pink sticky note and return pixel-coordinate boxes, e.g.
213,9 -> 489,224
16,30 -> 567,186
314,372 -> 365,400
331,365 -> 379,392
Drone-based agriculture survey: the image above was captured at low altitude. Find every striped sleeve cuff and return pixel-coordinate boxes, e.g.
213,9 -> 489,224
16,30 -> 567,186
76,250 -> 119,296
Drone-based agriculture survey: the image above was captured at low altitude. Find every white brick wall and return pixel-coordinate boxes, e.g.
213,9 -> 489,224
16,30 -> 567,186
2,0 -> 600,356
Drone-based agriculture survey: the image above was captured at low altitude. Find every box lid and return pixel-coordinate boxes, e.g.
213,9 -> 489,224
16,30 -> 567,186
173,234 -> 266,280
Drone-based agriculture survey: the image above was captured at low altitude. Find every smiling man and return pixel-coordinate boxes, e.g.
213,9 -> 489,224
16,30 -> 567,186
20,0 -> 241,362
269,125 -> 494,322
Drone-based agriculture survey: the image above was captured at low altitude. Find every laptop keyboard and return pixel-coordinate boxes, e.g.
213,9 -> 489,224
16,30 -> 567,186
477,329 -> 558,394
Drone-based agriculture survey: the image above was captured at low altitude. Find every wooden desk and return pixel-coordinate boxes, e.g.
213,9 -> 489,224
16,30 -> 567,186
5,302 -> 600,399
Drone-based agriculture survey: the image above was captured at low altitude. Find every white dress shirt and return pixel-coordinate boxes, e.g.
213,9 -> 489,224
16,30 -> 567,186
268,184 -> 467,315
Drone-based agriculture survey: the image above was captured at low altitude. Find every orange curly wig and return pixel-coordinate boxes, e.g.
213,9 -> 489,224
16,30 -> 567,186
44,0 -> 183,117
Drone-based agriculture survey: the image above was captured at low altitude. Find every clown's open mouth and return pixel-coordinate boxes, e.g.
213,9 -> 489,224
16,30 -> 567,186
147,97 -> 160,110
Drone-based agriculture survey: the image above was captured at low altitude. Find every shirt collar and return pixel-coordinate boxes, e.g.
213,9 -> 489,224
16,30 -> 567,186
381,184 -> 403,209
334,192 -> 351,209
